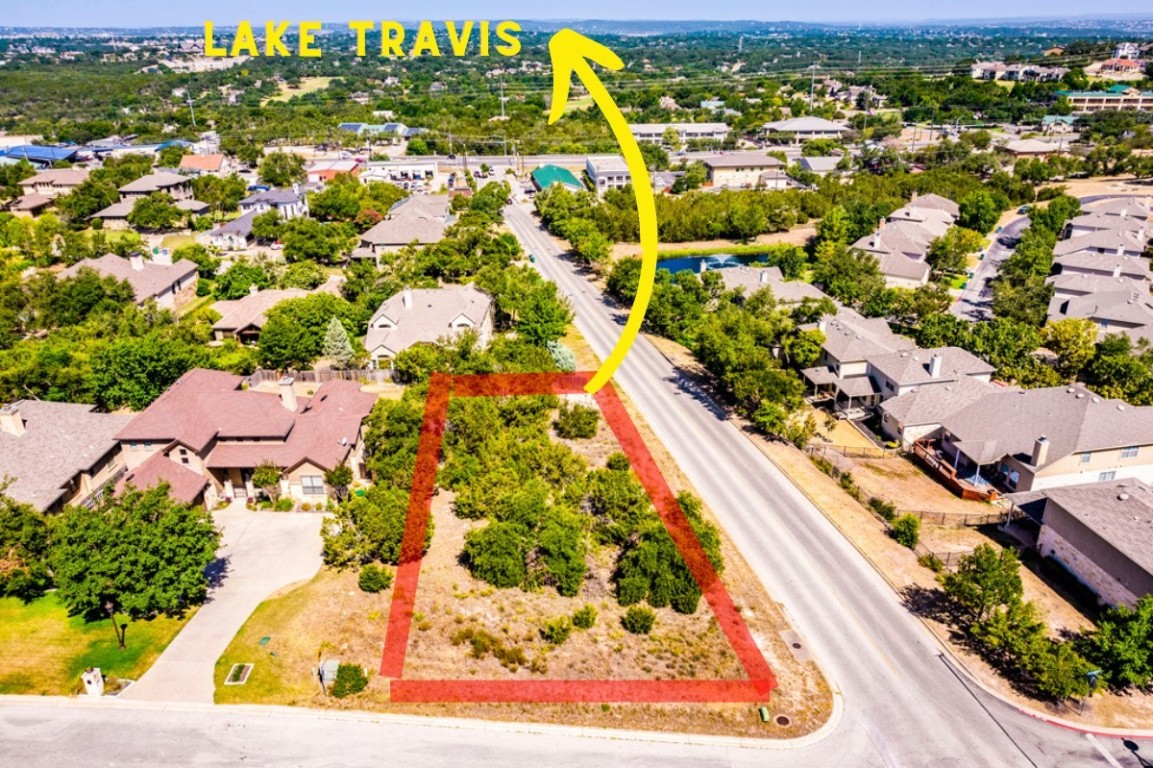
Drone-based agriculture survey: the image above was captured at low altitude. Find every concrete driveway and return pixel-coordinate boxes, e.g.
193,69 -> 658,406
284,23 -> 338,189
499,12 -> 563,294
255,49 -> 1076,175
119,504 -> 324,703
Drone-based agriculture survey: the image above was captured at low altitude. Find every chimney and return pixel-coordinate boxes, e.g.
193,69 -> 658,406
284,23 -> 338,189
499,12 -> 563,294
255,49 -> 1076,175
249,283 -> 260,296
1031,436 -> 1050,467
1114,264 -> 1123,278
279,376 -> 297,411
817,318 -> 828,334
928,353 -> 944,379
292,182 -> 300,195
0,405 -> 25,437
911,191 -> 919,201
128,253 -> 145,271
402,287 -> 413,309
1117,245 -> 1125,257
760,270 -> 770,285
153,248 -> 172,266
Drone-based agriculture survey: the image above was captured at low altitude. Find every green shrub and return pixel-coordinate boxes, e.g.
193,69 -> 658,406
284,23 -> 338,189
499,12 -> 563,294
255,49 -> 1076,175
358,563 -> 395,593
605,453 -> 630,472
572,604 -> 597,629
918,553 -> 944,572
621,606 -> 656,635
273,498 -> 295,512
891,514 -> 921,548
867,497 -> 897,521
331,664 -> 368,698
555,403 -> 600,439
838,472 -> 860,500
540,616 -> 573,645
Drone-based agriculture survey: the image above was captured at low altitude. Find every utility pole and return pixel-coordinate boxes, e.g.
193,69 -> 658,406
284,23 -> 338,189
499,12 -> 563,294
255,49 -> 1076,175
500,79 -> 506,120
187,97 -> 197,129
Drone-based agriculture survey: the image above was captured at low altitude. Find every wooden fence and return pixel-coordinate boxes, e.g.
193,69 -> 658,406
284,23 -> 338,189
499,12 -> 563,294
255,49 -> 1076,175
244,368 -> 394,388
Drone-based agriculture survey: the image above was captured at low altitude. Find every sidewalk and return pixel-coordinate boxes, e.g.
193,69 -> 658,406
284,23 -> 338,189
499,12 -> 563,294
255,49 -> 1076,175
119,504 -> 323,703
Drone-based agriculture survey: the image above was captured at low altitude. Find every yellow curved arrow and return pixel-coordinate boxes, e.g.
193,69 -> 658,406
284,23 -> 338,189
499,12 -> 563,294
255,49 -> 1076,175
548,29 -> 657,394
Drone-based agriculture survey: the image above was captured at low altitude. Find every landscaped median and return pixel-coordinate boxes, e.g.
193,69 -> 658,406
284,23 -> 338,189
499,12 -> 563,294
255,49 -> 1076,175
0,593 -> 191,695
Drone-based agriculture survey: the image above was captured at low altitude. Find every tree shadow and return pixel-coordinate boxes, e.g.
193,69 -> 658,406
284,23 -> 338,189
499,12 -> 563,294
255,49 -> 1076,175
203,555 -> 232,599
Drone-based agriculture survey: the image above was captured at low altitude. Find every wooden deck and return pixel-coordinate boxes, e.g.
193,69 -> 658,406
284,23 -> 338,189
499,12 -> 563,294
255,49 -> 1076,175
910,441 -> 1000,502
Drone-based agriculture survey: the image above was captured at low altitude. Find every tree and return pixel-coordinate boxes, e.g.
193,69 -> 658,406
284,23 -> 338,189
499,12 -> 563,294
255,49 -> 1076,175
191,174 -> 247,218
280,260 -> 327,290
942,544 -> 1024,624
250,210 -> 282,243
174,243 -> 220,278
1041,318 -> 1098,379
1079,595 -> 1153,689
309,176 -> 362,222
88,334 -> 210,411
321,485 -> 422,567
662,126 -> 683,151
156,144 -> 190,168
251,461 -> 283,501
621,605 -> 656,634
259,294 -> 364,370
958,189 -> 1001,235
555,403 -> 599,439
1030,640 -> 1094,701
324,462 -> 354,503
321,316 -> 357,369
49,486 -> 220,648
891,514 -> 920,548
812,245 -> 885,306
927,227 -> 984,277
517,286 -> 572,346
281,218 -> 351,264
258,152 -> 306,186
214,262 -> 273,300
127,193 -> 183,231
0,492 -> 51,601
1030,194 -> 1082,235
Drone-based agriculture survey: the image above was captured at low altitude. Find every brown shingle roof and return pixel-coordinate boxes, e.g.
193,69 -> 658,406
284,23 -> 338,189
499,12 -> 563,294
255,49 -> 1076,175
60,254 -> 198,305
116,452 -> 208,505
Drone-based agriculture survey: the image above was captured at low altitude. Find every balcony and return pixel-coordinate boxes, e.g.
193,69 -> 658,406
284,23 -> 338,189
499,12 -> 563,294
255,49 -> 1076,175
911,440 -> 1000,502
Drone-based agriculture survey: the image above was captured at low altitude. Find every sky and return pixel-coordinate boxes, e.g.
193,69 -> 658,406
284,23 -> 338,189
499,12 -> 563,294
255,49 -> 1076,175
4,0 -> 1152,27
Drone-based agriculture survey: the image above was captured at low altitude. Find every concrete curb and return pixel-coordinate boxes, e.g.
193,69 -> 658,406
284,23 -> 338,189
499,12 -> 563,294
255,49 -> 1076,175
0,693 -> 843,752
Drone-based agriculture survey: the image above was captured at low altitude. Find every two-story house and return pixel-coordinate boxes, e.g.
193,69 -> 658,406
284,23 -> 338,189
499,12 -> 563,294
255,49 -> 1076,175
364,285 -> 493,368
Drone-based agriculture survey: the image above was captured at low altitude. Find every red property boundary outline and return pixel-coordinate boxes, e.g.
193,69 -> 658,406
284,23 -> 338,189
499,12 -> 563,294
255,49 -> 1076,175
380,371 -> 777,703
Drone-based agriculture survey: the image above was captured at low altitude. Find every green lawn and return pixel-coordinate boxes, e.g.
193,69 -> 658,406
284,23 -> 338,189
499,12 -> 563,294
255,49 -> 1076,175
656,243 -> 797,260
0,593 -> 191,695
160,233 -> 198,250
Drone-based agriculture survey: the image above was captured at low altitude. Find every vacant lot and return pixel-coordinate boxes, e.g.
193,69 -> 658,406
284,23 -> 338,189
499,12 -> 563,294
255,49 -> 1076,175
262,77 -> 334,104
0,594 -> 190,695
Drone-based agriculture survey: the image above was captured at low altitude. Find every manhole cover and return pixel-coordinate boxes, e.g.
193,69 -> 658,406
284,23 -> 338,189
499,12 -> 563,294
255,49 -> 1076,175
775,714 -> 791,727
792,642 -> 802,649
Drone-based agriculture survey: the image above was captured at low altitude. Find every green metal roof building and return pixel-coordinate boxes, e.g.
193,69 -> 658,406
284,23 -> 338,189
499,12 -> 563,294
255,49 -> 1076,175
531,164 -> 584,192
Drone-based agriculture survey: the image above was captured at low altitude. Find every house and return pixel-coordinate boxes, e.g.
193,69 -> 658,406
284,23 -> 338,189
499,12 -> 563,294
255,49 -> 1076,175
1088,198 -> 1151,222
355,195 -> 452,260
115,451 -> 209,507
650,170 -> 684,194
7,193 -> 52,218
800,309 -> 916,414
629,122 -> 730,146
1057,87 -> 1153,114
200,211 -> 257,250
931,384 -> 1153,493
238,187 -> 309,219
210,281 -> 340,342
1022,479 -> 1153,608
798,156 -> 843,175
1047,283 -> 1153,336
851,222 -> 935,288
1041,115 -> 1078,134
717,266 -> 830,304
586,156 -> 631,194
0,401 -> 132,514
364,285 -> 493,367
881,376 -> 1003,448
0,144 -> 80,168
61,251 -> 198,311
970,61 -> 1068,82
210,287 -> 310,342
118,171 -> 193,201
1114,42 -> 1142,60
1053,251 -> 1151,282
700,152 -> 783,188
305,159 -> 362,184
530,165 -> 584,193
762,117 -> 848,143
1002,138 -> 1067,158
115,369 -> 377,505
19,168 -> 88,199
178,153 -> 228,176
1065,211 -> 1147,240
1053,229 -> 1149,261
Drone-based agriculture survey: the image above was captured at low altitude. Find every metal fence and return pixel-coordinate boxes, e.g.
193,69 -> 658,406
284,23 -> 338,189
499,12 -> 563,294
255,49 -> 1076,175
815,443 -> 899,460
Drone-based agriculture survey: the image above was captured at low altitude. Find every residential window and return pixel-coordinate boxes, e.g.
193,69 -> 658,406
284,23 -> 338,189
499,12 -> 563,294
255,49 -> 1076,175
1122,446 -> 1139,459
1080,452 -> 1092,464
301,476 -> 325,496
1099,471 -> 1117,482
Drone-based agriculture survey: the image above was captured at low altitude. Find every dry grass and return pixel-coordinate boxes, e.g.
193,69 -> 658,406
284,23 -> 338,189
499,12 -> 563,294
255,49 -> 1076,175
262,77 -> 334,104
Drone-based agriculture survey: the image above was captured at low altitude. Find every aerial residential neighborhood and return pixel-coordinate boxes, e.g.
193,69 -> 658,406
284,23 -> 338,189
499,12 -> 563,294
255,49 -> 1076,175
2,7 -> 1153,768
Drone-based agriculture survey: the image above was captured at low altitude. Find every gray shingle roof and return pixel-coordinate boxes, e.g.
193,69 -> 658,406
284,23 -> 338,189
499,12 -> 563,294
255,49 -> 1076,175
365,285 -> 491,358
941,384 -> 1153,468
881,376 -> 1004,428
210,288 -> 311,334
867,346 -> 994,388
808,308 -> 916,363
60,254 -> 198,304
0,401 -> 133,511
1053,228 -> 1149,257
1054,252 -> 1151,280
119,172 -> 189,194
1039,479 -> 1153,577
718,266 -> 829,303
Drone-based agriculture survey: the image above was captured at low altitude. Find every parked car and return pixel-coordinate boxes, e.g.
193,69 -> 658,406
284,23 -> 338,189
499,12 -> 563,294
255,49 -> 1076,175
1017,205 -> 1031,214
